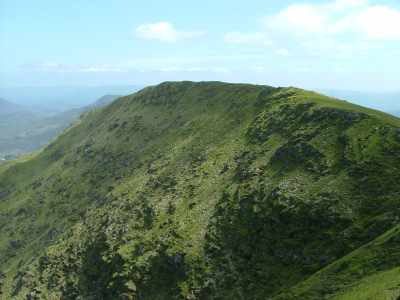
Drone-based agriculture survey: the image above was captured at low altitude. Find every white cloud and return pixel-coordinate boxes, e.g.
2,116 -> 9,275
224,32 -> 272,46
335,5 -> 400,40
158,66 -> 229,73
23,63 -> 126,73
275,48 -> 290,56
135,21 -> 204,42
329,0 -> 368,10
23,57 -> 237,75
267,4 -> 326,35
264,0 -> 400,41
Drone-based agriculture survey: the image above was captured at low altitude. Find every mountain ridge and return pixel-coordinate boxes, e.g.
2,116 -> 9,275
0,81 -> 399,299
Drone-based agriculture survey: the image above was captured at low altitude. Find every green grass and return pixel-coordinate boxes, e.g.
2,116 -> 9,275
273,225 -> 400,299
0,81 -> 399,299
332,268 -> 400,300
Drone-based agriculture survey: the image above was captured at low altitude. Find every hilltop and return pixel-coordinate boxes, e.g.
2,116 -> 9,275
0,82 -> 399,299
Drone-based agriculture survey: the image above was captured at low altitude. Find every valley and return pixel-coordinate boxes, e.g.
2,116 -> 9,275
0,95 -> 121,160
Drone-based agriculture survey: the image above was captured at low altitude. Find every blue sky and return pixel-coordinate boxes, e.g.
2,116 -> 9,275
1,0 -> 400,91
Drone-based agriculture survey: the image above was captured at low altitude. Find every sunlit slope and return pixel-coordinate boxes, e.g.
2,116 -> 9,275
273,225 -> 400,300
0,81 -> 399,299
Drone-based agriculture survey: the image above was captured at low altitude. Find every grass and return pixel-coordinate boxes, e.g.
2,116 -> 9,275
332,267 -> 400,300
0,81 -> 399,299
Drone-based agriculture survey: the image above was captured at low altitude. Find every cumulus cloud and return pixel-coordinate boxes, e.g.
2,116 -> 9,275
267,4 -> 326,35
136,21 -> 205,42
335,5 -> 400,40
265,0 -> 400,41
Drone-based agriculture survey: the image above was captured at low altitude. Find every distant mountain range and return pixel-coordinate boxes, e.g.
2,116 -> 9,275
0,85 -> 143,112
0,98 -> 27,116
0,98 -> 38,123
0,95 -> 121,159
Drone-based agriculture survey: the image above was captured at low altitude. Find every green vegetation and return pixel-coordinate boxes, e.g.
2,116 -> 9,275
0,82 -> 399,299
273,225 -> 400,300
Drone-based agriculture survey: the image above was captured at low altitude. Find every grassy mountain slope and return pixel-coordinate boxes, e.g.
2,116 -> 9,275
273,225 -> 400,300
0,82 -> 399,299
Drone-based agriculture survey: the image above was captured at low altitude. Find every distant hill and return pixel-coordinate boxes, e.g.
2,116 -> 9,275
0,98 -> 26,116
0,98 -> 21,116
1,82 -> 399,299
0,98 -> 41,158
0,85 -> 142,112
0,94 -> 121,159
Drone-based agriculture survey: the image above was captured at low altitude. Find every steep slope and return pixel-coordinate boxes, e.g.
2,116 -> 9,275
0,82 -> 399,299
273,225 -> 400,300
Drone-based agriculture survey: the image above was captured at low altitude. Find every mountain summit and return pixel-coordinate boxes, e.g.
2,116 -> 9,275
0,82 -> 399,299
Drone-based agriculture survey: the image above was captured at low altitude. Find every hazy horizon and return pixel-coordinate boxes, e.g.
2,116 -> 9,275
2,0 -> 400,92
1,0 -> 399,113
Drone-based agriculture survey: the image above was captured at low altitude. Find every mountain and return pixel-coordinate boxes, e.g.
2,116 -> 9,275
0,82 -> 399,299
0,98 -> 28,116
0,99 -> 40,159
0,95 -> 120,159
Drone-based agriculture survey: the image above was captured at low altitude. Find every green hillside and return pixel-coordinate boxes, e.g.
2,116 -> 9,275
0,82 -> 399,299
273,225 -> 400,300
